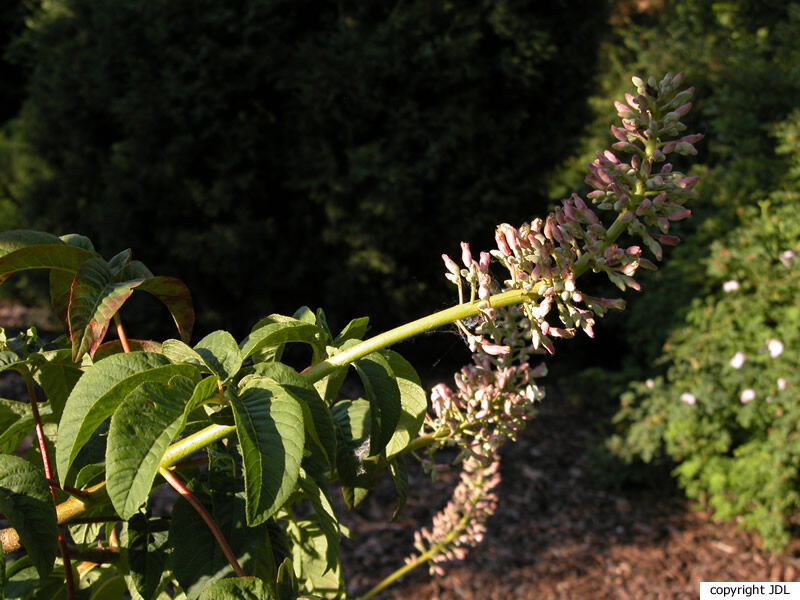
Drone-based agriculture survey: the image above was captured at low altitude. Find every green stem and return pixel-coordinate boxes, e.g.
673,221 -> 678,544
358,514 -> 469,600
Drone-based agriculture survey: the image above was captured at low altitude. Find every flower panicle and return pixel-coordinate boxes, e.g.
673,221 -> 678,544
440,72 -> 701,362
420,72 -> 701,574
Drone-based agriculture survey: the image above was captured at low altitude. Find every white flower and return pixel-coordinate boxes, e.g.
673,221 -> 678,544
681,392 -> 696,405
740,388 -> 755,403
729,351 -> 746,369
777,377 -> 787,391
645,378 -> 655,389
779,250 -> 796,268
766,339 -> 784,358
723,280 -> 739,292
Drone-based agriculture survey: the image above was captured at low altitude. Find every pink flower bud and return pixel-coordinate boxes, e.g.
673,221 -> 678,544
729,352 -> 745,369
443,254 -> 460,276
681,393 -> 696,405
667,209 -> 692,221
461,242 -> 475,267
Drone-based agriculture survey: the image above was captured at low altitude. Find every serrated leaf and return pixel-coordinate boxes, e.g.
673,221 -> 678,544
297,471 -> 340,571
199,578 -> 275,600
388,456 -> 409,520
56,352 -> 197,480
0,455 -> 58,578
106,377 -> 197,519
0,243 -> 95,288
382,351 -> 427,457
353,352 -> 401,456
239,321 -> 328,362
194,331 -> 242,382
161,339 -> 204,365
249,363 -> 336,467
169,490 -> 275,600
67,257 -> 144,361
135,277 -> 194,343
125,514 -> 170,600
231,383 -> 304,526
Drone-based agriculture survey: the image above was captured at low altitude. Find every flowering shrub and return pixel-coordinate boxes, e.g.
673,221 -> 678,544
0,73 -> 699,599
610,111 -> 800,548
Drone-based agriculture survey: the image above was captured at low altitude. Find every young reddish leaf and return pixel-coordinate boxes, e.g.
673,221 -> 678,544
67,257 -> 145,361
136,276 -> 195,343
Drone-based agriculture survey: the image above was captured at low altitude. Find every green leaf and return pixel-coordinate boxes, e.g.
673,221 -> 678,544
199,578 -> 275,600
161,339 -> 204,365
59,233 -> 96,252
169,490 -> 275,600
106,377 -> 197,519
297,471 -> 340,572
331,399 -> 371,509
194,331 -> 242,382
124,514 -> 170,600
0,230 -> 63,257
288,521 -> 344,598
292,306 -> 316,324
49,270 -> 74,325
249,362 -> 336,467
0,243 -> 94,287
275,558 -> 297,600
107,249 -> 132,276
32,350 -> 84,419
231,382 -> 304,526
353,352 -> 401,456
0,401 -> 55,455
0,455 -> 58,578
67,257 -> 144,361
239,321 -> 328,362
135,277 -> 194,343
333,317 -> 369,345
56,352 -> 197,481
388,456 -> 409,521
382,350 -> 427,457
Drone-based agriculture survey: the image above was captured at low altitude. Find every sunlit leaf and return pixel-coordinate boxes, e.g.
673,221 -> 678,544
382,350 -> 427,457
56,352 -> 197,481
0,243 -> 94,287
194,331 -> 242,382
353,352 -> 401,456
239,321 -> 328,362
106,377 -> 196,519
231,382 -> 304,525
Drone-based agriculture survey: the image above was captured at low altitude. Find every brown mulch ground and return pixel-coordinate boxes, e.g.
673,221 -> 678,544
338,393 -> 800,599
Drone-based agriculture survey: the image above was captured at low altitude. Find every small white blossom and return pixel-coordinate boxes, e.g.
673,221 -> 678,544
777,377 -> 787,391
681,392 -> 696,405
779,250 -> 796,268
740,388 -> 755,403
723,280 -> 739,292
729,351 -> 746,369
645,378 -> 655,389
766,339 -> 784,358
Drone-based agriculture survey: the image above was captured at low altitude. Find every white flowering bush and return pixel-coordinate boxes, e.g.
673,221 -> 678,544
610,112 -> 800,548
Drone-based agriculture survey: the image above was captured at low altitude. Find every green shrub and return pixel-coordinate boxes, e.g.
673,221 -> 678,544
610,111 -> 800,548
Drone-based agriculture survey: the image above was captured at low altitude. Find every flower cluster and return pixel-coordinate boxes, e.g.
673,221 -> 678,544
414,72 -> 701,575
408,454 -> 501,576
441,73 -> 701,362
